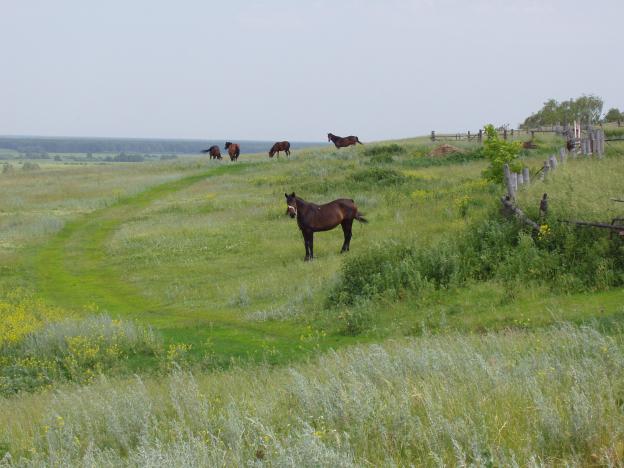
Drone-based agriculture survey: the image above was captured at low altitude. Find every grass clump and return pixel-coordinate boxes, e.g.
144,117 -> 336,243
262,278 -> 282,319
349,167 -> 407,186
328,241 -> 459,308
0,312 -> 162,395
2,325 -> 623,466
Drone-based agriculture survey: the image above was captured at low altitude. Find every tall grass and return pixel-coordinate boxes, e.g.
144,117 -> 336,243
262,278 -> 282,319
1,325 -> 622,466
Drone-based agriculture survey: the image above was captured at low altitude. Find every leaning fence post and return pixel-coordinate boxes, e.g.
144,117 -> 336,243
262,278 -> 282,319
522,167 -> 530,185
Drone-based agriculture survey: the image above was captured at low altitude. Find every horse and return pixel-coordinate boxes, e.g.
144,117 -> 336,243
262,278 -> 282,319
285,192 -> 367,261
269,141 -> 290,158
224,142 -> 240,161
201,145 -> 222,160
327,133 -> 363,149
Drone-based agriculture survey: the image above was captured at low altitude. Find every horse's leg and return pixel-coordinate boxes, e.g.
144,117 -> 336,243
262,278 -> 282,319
309,232 -> 314,259
302,230 -> 310,261
341,219 -> 353,252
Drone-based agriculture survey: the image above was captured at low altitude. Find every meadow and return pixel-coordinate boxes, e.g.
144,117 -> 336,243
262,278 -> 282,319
2,132 -> 624,465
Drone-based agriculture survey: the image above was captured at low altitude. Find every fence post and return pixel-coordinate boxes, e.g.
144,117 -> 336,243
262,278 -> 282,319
517,171 -> 524,186
503,129 -> 508,140
511,172 -> 518,192
431,131 -> 436,142
478,129 -> 483,142
598,130 -> 605,158
503,164 -> 515,199
559,147 -> 567,163
522,167 -> 530,185
542,160 -> 549,180
549,155 -> 557,170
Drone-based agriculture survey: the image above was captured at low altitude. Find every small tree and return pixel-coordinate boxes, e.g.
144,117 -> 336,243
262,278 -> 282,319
481,124 -> 522,183
604,108 -> 622,124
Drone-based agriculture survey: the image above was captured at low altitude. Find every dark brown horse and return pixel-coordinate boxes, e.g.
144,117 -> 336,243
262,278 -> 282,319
285,192 -> 367,261
269,141 -> 290,158
224,142 -> 240,161
201,145 -> 222,160
328,133 -> 363,148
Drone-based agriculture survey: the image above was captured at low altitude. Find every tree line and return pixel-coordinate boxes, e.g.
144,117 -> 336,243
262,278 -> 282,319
520,95 -> 622,128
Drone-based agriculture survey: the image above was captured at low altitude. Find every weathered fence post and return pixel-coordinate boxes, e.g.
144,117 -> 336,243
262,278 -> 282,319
559,147 -> 567,163
431,131 -> 436,142
522,167 -> 530,185
542,160 -> 549,180
511,172 -> 518,192
503,164 -> 515,199
503,129 -> 508,140
478,129 -> 483,142
517,171 -> 524,186
548,155 -> 557,171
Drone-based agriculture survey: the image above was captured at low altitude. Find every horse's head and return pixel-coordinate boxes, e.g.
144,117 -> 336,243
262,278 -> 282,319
224,142 -> 231,150
327,133 -> 333,142
285,192 -> 297,218
269,146 -> 275,158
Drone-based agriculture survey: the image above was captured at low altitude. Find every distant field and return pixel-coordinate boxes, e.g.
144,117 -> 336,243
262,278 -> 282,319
2,133 -> 624,464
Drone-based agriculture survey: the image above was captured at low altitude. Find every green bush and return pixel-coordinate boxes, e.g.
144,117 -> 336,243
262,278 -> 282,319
363,144 -> 404,157
349,167 -> 407,186
0,315 -> 162,395
327,241 -> 460,307
481,124 -> 522,183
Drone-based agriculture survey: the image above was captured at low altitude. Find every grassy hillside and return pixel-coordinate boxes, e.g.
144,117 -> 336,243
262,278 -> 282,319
2,133 -> 624,464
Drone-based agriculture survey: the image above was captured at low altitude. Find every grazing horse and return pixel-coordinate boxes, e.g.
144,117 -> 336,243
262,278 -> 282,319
224,142 -> 240,161
201,145 -> 222,160
285,192 -> 367,261
269,141 -> 290,158
328,133 -> 363,149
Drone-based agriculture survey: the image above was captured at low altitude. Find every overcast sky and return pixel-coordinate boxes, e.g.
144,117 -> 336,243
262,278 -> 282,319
1,0 -> 622,141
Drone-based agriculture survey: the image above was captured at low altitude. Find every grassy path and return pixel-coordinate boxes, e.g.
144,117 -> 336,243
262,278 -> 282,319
30,163 -> 337,363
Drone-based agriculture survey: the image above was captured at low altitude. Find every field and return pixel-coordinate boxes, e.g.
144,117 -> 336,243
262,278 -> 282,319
2,133 -> 624,465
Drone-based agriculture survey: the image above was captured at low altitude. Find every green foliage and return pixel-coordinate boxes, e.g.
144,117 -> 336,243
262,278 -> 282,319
0,315 -> 162,395
521,94 -> 604,127
605,127 -> 624,138
481,124 -> 522,183
604,107 -> 622,123
349,167 -> 407,186
328,241 -> 459,308
363,143 -> 404,157
338,306 -> 373,336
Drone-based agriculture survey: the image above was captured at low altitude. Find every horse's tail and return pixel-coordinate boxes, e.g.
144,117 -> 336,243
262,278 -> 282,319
356,137 -> 363,144
355,212 -> 368,223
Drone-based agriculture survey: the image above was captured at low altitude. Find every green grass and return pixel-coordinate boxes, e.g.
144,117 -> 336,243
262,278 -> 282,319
2,133 -> 624,463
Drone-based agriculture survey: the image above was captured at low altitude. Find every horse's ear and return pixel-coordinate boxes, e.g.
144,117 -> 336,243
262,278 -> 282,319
291,192 -> 296,197
284,193 -> 288,198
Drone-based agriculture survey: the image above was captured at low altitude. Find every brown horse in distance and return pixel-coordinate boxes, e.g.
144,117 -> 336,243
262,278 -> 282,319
285,192 -> 367,261
201,145 -> 222,160
269,141 -> 290,158
224,142 -> 240,161
328,133 -> 363,148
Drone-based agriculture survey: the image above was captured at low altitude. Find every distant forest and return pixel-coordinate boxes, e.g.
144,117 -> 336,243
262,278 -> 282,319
0,136 -> 322,155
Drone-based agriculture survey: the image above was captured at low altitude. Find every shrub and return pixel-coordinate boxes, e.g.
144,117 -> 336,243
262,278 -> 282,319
363,144 -> 404,157
349,167 -> 407,186
481,124 -> 522,183
0,313 -> 162,395
21,162 -> 40,171
328,241 -> 460,307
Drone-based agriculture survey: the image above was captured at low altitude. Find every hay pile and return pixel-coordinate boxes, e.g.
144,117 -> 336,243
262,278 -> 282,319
430,144 -> 462,157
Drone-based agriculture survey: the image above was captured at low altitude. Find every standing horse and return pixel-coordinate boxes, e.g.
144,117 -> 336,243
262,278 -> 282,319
285,192 -> 367,261
201,145 -> 222,160
224,142 -> 240,161
328,133 -> 363,148
269,141 -> 290,158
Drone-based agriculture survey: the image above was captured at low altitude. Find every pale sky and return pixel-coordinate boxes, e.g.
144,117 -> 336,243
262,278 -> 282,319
1,0 -> 622,141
